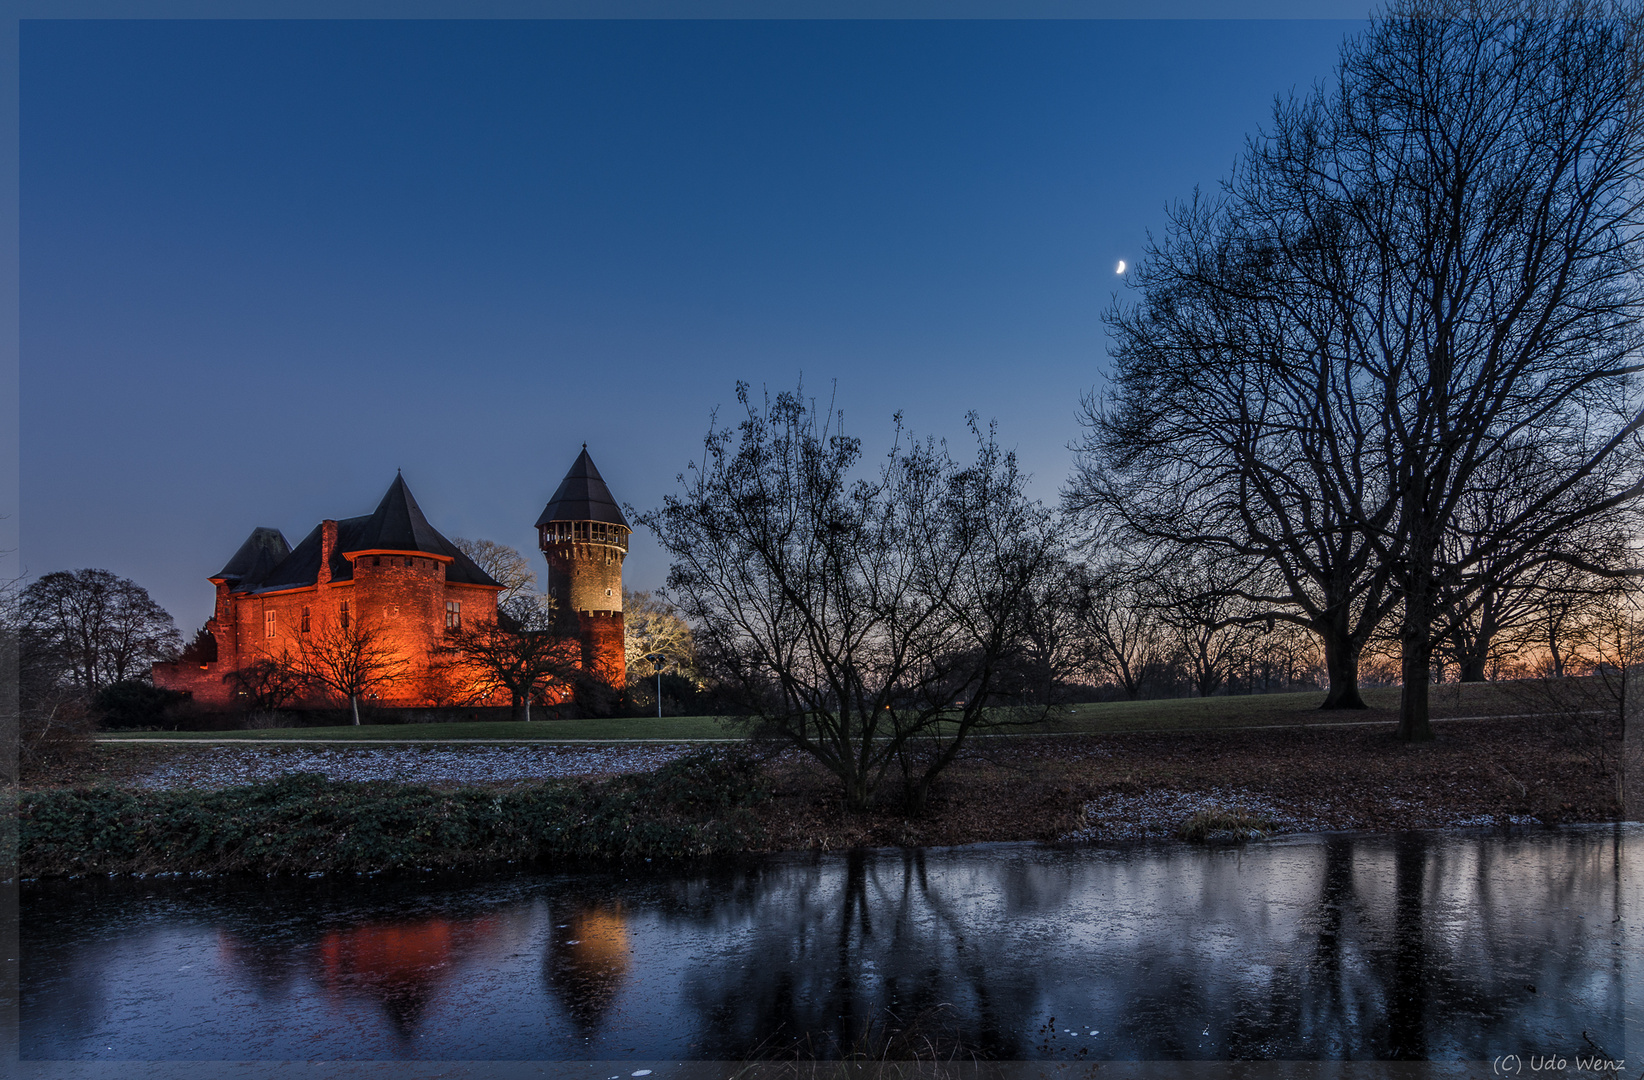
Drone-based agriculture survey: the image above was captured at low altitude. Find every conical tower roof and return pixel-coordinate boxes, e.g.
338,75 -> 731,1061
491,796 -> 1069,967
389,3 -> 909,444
351,472 -> 450,554
214,526 -> 290,585
535,447 -> 629,529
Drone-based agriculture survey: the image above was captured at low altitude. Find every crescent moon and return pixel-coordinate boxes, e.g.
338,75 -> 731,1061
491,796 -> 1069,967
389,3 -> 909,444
1116,260 -> 1127,274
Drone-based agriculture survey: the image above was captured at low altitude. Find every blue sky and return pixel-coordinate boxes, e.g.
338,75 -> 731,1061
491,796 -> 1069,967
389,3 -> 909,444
21,18 -> 1358,632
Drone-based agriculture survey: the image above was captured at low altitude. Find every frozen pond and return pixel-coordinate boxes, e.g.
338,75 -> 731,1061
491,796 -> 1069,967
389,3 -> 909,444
18,825 -> 1640,1067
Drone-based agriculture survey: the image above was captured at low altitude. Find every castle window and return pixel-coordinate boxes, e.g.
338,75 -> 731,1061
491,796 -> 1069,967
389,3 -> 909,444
339,601 -> 350,629
265,610 -> 276,638
300,606 -> 310,633
406,557 -> 413,568
373,556 -> 381,566
446,600 -> 461,629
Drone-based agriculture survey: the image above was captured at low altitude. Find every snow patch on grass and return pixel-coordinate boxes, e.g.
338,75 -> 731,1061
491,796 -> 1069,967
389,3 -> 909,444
133,744 -> 697,790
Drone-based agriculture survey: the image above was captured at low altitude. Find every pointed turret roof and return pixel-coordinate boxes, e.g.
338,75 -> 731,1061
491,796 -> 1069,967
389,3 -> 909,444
348,472 -> 450,555
214,527 -> 290,586
535,447 -> 629,529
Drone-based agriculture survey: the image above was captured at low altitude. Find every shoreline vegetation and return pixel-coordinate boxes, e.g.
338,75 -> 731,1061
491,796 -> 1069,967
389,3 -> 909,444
15,683 -> 1629,880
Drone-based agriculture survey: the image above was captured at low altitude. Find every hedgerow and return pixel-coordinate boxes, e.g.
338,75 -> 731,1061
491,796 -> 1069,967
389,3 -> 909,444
19,746 -> 770,877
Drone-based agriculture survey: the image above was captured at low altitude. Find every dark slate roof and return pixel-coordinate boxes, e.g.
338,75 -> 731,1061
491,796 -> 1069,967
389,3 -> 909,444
351,473 -> 450,555
214,527 -> 290,586
234,475 -> 503,594
535,447 -> 630,529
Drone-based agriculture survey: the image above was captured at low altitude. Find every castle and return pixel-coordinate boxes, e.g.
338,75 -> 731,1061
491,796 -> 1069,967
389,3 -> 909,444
153,450 -> 629,710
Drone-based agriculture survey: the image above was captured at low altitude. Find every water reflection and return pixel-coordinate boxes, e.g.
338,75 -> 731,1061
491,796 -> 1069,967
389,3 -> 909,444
316,915 -> 497,1033
20,826 -> 1636,1061
543,902 -> 631,1032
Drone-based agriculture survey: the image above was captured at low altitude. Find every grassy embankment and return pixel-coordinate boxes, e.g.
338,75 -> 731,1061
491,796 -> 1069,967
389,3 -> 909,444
29,680 -> 1600,879
96,680 -> 1560,743
19,747 -> 770,878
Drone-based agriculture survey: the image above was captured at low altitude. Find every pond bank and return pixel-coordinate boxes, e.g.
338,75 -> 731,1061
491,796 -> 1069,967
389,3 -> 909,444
15,716 -> 1625,878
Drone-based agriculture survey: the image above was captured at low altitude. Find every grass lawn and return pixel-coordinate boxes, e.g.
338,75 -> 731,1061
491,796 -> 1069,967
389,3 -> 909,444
98,679 -> 1577,744
1017,680 -> 1568,733
100,715 -> 748,742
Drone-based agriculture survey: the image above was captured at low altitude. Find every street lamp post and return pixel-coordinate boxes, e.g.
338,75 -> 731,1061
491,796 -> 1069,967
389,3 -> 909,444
645,652 -> 667,720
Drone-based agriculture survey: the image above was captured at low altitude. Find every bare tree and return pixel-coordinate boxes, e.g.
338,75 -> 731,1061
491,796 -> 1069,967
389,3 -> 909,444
294,616 -> 408,725
622,589 -> 701,688
1436,445 -> 1638,681
223,654 -> 305,716
993,558 -> 1092,705
1078,1 -> 1644,740
1066,559 -> 1174,700
18,568 -> 181,693
1333,2 -> 1644,739
640,383 -> 1062,813
1071,161 -> 1401,712
1157,554 -> 1258,699
443,602 -> 581,721
2,577 -> 94,773
453,538 -> 541,612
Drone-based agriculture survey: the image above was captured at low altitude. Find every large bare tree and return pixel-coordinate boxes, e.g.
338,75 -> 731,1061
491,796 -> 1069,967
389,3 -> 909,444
1326,0 -> 1644,739
641,383 -> 1062,813
1076,0 -> 1644,739
18,568 -> 181,693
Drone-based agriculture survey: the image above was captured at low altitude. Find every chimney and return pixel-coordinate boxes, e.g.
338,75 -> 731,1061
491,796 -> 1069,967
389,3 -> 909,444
318,519 -> 338,587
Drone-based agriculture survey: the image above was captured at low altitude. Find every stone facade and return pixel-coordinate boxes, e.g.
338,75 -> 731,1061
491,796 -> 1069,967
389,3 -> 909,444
536,448 -> 630,691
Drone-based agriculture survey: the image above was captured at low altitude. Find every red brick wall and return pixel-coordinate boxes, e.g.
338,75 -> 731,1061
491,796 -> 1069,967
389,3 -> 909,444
155,553 -> 503,710
579,610 -> 626,690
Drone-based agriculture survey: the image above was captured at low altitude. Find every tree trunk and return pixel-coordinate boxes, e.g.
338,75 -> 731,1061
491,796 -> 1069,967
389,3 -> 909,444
1398,589 -> 1435,742
1398,653 -> 1433,742
524,695 -> 532,722
1457,652 -> 1487,683
908,774 -> 932,817
1456,599 -> 1495,683
1319,629 -> 1368,709
350,694 -> 361,726
843,769 -> 871,813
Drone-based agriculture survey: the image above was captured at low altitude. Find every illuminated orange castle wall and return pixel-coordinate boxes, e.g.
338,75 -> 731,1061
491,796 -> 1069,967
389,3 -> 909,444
153,474 -> 505,709
154,453 -> 631,711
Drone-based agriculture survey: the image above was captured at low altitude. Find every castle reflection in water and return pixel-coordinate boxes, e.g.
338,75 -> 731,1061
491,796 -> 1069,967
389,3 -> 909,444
212,899 -> 633,1041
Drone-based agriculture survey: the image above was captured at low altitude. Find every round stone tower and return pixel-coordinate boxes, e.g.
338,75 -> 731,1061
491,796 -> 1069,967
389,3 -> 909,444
536,446 -> 629,691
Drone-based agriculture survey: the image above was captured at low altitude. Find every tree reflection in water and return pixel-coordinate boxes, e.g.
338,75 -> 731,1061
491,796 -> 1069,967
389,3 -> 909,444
666,830 -> 1627,1060
21,827 -> 1632,1060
